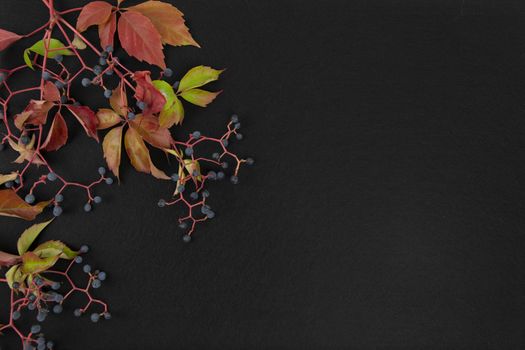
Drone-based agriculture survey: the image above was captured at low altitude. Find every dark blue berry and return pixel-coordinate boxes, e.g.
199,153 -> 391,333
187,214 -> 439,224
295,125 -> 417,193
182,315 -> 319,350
93,65 -> 102,75
192,131 -> 201,139
190,192 -> 198,200
105,45 -> 113,53
52,304 -> 62,314
185,147 -> 193,156
54,80 -> 65,89
207,171 -> 217,180
74,309 -> 82,317
177,185 -> 185,193
231,114 -> 239,123
217,171 -> 225,180
104,89 -> 112,98
178,222 -> 188,229
105,69 -> 114,76
74,256 -> 83,264
234,122 -> 241,129
47,172 -> 57,181
92,279 -> 101,288
236,133 -> 243,140
230,176 -> 239,184
99,57 -> 107,66
246,157 -> 255,165
127,112 -> 136,120
93,196 -> 102,204
20,135 -> 30,145
98,271 -> 107,281
105,177 -> 114,185
103,312 -> 112,320
83,203 -> 92,212
98,166 -> 106,175
25,194 -> 35,204
157,199 -> 166,207
222,139 -> 229,147
42,72 -> 51,81
13,310 -> 21,320
80,245 -> 89,253
31,324 -> 41,334
182,234 -> 191,243
164,68 -> 173,77
83,264 -> 91,273
54,55 -> 63,63
81,78 -> 91,87
172,81 -> 180,90
170,173 -> 179,182
90,313 -> 100,323
53,206 -> 63,217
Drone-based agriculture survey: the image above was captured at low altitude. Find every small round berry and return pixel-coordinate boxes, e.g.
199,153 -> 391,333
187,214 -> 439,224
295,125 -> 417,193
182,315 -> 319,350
221,162 -> 229,169
35,276 -> 43,286
80,245 -> 89,253
31,324 -> 41,334
172,81 -> 180,90
103,312 -> 112,320
207,171 -> 217,180
54,80 -> 65,89
236,133 -> 243,140
157,199 -> 166,207
127,112 -> 136,120
178,222 -> 188,229
74,256 -> 83,264
234,122 -> 241,129
46,340 -> 55,349
212,152 -> 220,160
54,294 -> 64,303
93,196 -> 102,204
29,294 -> 36,302
36,311 -> 47,322
93,65 -> 102,75
38,343 -> 46,350
137,101 -> 146,110
83,264 -> 92,273
90,313 -> 100,323
105,177 -> 114,185
52,304 -> 63,314
13,310 -> 21,320
230,175 -> 239,185
182,234 -> 192,243
217,171 -> 225,180
51,282 -> 60,290
190,192 -> 198,200
163,68 -> 173,77
54,55 -> 63,63
28,303 -> 36,310
25,193 -> 35,204
83,203 -> 92,212
98,166 -> 106,175
231,114 -> 239,123
42,72 -> 51,81
105,69 -> 114,76
177,185 -> 185,193
73,309 -> 82,317
5,181 -> 13,188
170,173 -> 179,182
192,131 -> 201,139
47,172 -> 57,181
20,135 -> 30,145
53,206 -> 63,217
103,89 -> 112,98
92,279 -> 102,288
81,78 -> 91,87
185,147 -> 193,156
202,190 -> 210,198
37,337 -> 46,346
206,211 -> 215,219
60,95 -> 68,104
246,157 -> 255,165
105,45 -> 114,53
98,271 -> 107,281
12,281 -> 20,289
99,57 -> 107,66
222,139 -> 229,147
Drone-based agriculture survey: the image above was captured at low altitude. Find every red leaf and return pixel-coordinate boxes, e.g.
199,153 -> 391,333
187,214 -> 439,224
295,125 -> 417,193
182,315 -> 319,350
43,113 -> 68,152
130,114 -> 172,149
43,81 -> 61,102
0,189 -> 50,221
0,28 -> 22,51
76,1 -> 113,32
0,251 -> 21,267
14,100 -> 53,129
99,12 -> 117,50
109,82 -> 128,117
128,2 -> 199,47
118,11 -> 166,69
66,105 -> 99,142
133,71 -> 166,116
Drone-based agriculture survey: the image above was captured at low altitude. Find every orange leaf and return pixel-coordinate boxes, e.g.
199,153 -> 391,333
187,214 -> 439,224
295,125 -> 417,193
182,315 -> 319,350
77,1 -> 113,32
124,127 -> 168,179
133,71 -> 166,116
118,11 -> 166,69
128,1 -> 199,47
0,189 -> 50,221
43,81 -> 61,102
66,105 -> 99,141
0,28 -> 22,51
130,114 -> 172,149
14,100 -> 53,129
42,113 -> 68,152
109,82 -> 128,117
99,12 -> 117,50
96,109 -> 122,130
103,126 -> 123,179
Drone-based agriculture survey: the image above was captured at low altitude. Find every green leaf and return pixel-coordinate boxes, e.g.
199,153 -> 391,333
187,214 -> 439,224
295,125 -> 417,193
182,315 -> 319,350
21,252 -> 59,274
177,66 -> 223,93
17,220 -> 53,255
34,240 -> 77,260
5,265 -> 25,289
24,38 -> 74,70
180,88 -> 221,107
152,80 -> 184,127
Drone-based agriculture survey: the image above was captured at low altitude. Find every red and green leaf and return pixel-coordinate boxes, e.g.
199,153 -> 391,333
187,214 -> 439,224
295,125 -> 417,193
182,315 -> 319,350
103,126 -> 123,179
76,1 -> 114,32
124,127 -> 169,179
99,12 -> 117,50
133,71 -> 166,115
130,114 -> 172,149
109,82 -> 128,117
66,105 -> 99,141
180,89 -> 222,107
178,66 -> 224,92
96,109 -> 122,130
14,100 -> 54,129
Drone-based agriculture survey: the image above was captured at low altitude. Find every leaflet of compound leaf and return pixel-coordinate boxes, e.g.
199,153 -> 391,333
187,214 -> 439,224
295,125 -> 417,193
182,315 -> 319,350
0,0 -> 254,241
0,220 -> 110,348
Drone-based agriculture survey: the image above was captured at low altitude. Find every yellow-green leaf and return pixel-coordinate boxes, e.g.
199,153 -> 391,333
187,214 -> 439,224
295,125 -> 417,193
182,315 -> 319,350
34,240 -> 77,259
177,66 -> 223,93
24,38 -> 74,70
21,252 -> 59,274
5,265 -> 25,289
17,219 -> 53,255
180,88 -> 221,107
152,80 -> 185,127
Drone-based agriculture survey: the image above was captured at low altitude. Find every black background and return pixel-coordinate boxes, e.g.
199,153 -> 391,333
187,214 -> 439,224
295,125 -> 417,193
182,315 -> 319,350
1,0 -> 525,349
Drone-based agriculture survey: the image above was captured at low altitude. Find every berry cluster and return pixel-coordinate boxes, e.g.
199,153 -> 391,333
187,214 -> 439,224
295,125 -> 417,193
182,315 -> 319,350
158,114 -> 254,242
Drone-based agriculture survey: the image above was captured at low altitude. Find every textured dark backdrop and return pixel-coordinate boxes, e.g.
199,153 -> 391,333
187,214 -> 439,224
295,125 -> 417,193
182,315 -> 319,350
1,0 -> 525,349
